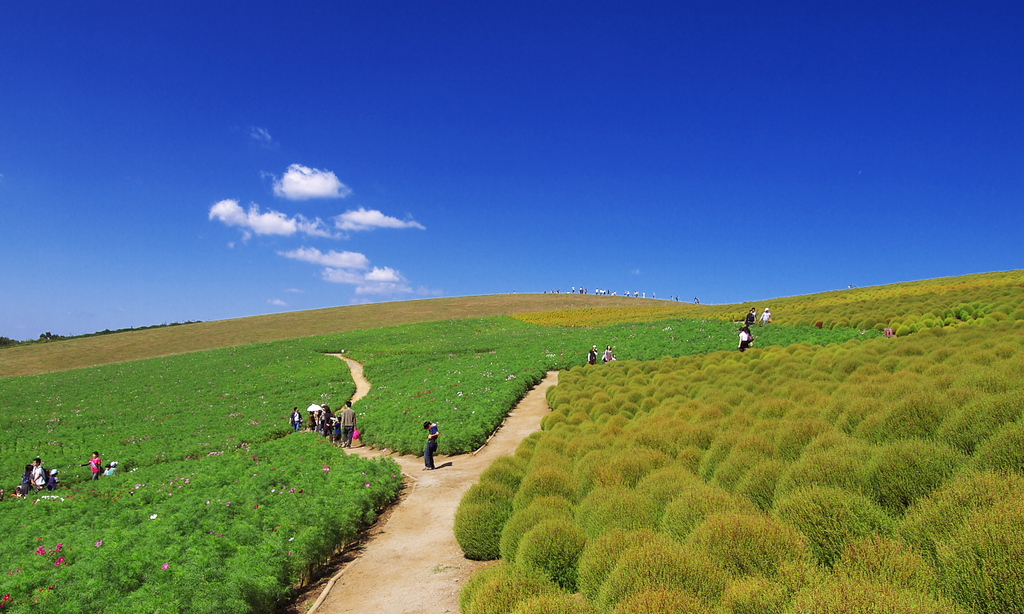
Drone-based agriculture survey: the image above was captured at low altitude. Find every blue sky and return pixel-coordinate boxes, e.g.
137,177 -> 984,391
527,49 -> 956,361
2,2 -> 1022,340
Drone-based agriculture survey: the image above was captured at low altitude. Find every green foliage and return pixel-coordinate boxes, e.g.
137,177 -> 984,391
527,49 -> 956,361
510,593 -> 598,614
863,439 -> 965,515
460,562 -> 563,614
596,534 -> 730,610
499,496 -> 574,562
454,481 -> 516,560
515,518 -> 586,592
610,588 -> 711,614
971,421 -> 1024,474
721,577 -> 787,614
575,486 -> 661,539
775,486 -> 895,567
789,577 -> 970,614
686,512 -> 809,578
935,496 -> 1024,614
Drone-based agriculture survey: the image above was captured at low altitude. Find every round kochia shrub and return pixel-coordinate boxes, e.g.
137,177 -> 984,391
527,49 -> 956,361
460,562 -> 564,614
610,588 -> 710,614
721,577 -> 787,614
774,485 -> 894,567
513,465 -> 577,510
898,470 -> 1024,560
789,577 -> 970,614
660,482 -> 757,541
454,481 -> 515,560
515,518 -> 587,592
935,496 -> 1024,614
575,486 -> 661,538
500,495 -> 574,562
596,534 -> 730,610
686,512 -> 810,578
971,421 -> 1024,474
510,593 -> 598,614
863,439 -> 965,515
576,528 -> 661,602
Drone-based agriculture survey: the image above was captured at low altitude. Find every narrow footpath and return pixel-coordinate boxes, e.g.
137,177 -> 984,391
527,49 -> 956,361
303,355 -> 556,614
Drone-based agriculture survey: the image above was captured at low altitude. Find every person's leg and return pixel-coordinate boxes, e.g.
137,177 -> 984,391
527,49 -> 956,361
424,439 -> 435,469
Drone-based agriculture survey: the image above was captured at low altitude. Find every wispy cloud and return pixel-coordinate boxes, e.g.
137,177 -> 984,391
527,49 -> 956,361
277,246 -> 412,296
249,126 -> 276,147
209,199 -> 332,239
278,247 -> 370,269
334,207 -> 425,232
268,298 -> 288,306
273,164 -> 351,200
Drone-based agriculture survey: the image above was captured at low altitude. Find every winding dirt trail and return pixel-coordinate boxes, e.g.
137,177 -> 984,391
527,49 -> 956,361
302,355 -> 556,614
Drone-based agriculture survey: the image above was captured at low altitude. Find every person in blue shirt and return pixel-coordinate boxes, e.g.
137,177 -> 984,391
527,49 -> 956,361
423,421 -> 440,470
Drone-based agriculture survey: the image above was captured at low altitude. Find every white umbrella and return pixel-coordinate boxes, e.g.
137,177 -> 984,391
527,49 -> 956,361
306,403 -> 323,412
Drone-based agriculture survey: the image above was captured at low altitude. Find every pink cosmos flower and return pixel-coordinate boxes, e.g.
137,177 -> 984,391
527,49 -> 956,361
54,557 -> 66,567
162,563 -> 169,570
34,547 -> 46,556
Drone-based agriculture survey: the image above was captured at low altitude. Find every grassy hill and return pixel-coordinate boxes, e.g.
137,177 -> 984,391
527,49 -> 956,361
6,269 -> 1024,379
0,294 -> 659,378
2,270 -> 1023,613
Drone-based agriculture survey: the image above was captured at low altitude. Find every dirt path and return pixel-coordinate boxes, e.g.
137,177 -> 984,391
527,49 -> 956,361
302,355 -> 556,614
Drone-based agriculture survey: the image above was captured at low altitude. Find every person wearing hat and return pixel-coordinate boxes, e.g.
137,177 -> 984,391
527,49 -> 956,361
103,462 -> 119,476
760,308 -> 772,326
588,345 -> 599,365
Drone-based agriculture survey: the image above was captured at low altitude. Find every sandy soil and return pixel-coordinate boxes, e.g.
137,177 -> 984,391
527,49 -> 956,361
282,355 -> 556,614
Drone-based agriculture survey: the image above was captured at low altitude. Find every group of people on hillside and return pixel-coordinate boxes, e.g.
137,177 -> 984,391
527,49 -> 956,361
291,400 -> 441,471
5,452 -> 119,500
587,344 -> 617,365
292,401 -> 359,447
739,307 -> 773,351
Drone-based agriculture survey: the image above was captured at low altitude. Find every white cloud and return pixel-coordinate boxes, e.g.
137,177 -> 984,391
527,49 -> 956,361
355,281 -> 413,296
364,266 -> 402,282
278,247 -> 370,269
285,288 -> 304,294
209,199 -> 332,239
322,268 -> 366,284
334,207 -> 425,231
268,298 -> 287,306
273,164 -> 351,200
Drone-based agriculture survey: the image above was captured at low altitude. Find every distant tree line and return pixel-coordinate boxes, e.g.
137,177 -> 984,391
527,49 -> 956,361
0,321 -> 203,349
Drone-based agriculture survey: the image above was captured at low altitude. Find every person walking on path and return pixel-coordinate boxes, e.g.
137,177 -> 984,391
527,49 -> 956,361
340,401 -> 357,447
423,421 -> 440,470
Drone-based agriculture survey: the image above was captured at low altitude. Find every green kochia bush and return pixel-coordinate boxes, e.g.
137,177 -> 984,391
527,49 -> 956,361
515,518 -> 587,591
500,496 -> 574,562
596,534 -> 730,609
774,486 -> 894,567
454,481 -> 516,560
935,496 -> 1024,614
